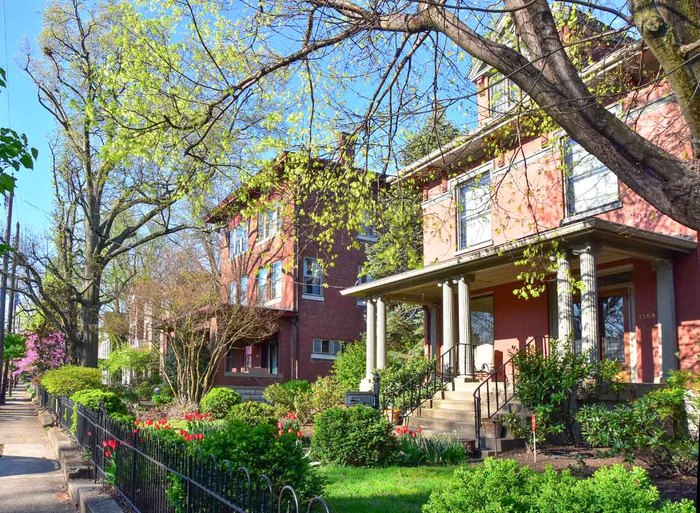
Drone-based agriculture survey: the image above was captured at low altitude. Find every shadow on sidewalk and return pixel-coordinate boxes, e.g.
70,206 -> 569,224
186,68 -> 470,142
0,455 -> 61,477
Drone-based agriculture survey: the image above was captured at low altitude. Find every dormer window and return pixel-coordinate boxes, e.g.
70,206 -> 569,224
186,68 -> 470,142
489,74 -> 517,118
564,138 -> 619,217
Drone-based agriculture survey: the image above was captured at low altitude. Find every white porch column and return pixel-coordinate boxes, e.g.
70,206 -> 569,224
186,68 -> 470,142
653,260 -> 678,380
428,306 -> 438,358
376,297 -> 387,370
360,298 -> 376,391
440,281 -> 455,370
577,245 -> 599,362
556,253 -> 574,354
457,276 -> 473,376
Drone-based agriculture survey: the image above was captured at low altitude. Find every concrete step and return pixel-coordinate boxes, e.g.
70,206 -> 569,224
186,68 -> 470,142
429,399 -> 476,410
403,416 -> 477,437
415,407 -> 475,421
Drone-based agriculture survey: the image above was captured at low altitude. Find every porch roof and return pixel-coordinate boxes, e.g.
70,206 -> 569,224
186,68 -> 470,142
341,218 -> 696,303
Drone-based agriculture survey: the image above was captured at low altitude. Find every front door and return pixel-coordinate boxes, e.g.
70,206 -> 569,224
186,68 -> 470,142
598,290 -> 630,379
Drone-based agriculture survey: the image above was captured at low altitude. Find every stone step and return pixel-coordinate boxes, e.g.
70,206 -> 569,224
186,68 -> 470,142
415,407 -> 475,421
403,416 -> 477,437
429,399 -> 477,410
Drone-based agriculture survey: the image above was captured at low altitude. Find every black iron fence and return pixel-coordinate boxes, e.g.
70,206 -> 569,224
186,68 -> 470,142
37,385 -> 330,513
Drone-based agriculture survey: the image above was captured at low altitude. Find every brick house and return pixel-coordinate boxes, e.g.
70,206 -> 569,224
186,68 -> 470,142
342,42 -> 699,438
206,150 -> 374,400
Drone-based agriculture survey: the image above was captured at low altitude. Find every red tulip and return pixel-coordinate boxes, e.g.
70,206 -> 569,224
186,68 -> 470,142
105,450 -> 111,458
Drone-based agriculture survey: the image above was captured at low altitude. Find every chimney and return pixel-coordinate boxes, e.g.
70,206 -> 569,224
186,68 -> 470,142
338,132 -> 356,166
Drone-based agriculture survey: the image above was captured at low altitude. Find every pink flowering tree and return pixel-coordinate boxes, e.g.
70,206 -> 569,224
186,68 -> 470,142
14,332 -> 68,377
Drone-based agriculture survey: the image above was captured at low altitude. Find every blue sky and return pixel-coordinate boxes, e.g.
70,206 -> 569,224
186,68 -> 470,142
1,0 -> 54,235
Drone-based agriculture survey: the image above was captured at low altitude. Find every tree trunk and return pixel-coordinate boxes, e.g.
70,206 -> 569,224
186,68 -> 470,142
80,270 -> 101,367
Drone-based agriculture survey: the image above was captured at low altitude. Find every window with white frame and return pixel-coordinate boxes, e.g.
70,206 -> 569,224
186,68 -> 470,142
303,257 -> 323,297
270,261 -> 283,301
229,281 -> 237,305
564,138 -> 619,217
489,74 -> 517,117
239,276 -> 248,305
258,205 -> 282,242
312,338 -> 343,359
457,173 -> 492,251
229,222 -> 249,259
257,267 -> 269,304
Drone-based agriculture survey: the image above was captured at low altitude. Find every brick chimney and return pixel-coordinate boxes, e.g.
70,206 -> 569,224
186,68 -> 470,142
338,132 -> 356,166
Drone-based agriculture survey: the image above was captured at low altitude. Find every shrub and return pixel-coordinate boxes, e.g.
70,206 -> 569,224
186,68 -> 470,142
227,401 -> 277,426
199,387 -> 242,419
312,406 -> 396,466
194,419 -> 322,500
332,341 -> 366,391
511,341 -> 591,441
380,353 -> 437,411
70,389 -> 128,432
308,376 -> 345,416
41,365 -> 103,396
422,458 -> 694,513
263,379 -> 312,419
576,375 -> 694,476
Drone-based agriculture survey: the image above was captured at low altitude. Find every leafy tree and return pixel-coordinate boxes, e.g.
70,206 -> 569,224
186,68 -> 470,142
15,1 -> 221,365
115,0 -> 700,232
399,105 -> 461,167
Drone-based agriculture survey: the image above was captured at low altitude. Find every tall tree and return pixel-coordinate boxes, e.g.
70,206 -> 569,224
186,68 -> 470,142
16,1 -> 220,365
120,0 -> 700,231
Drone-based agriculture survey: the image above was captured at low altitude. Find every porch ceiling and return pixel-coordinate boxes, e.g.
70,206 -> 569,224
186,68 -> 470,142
342,218 -> 696,304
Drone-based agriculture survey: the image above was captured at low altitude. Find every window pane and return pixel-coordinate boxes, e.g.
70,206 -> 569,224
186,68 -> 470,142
229,282 -> 237,305
457,176 -> 491,250
271,262 -> 282,299
313,339 -> 321,353
471,296 -> 494,346
258,268 -> 268,303
304,257 -> 322,296
240,277 -> 248,305
566,140 -> 618,215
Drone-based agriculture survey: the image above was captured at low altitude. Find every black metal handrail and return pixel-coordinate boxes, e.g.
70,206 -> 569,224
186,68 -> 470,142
381,343 -> 472,420
472,337 -> 550,442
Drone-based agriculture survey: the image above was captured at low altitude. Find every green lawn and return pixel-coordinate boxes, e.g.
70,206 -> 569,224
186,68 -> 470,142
317,465 -> 461,513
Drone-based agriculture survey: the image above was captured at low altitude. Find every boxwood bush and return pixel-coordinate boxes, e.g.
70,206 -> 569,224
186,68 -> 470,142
41,365 -> 103,396
311,406 -> 396,467
423,458 -> 694,513
227,401 -> 277,426
194,419 -> 322,499
199,387 -> 241,419
70,389 -> 128,432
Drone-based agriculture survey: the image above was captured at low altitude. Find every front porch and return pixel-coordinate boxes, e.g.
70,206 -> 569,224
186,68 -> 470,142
343,218 -> 696,392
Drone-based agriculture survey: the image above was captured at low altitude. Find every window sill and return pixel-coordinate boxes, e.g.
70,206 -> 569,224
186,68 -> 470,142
561,201 -> 622,225
223,370 -> 284,379
302,294 -> 324,302
356,234 -> 378,243
357,299 -> 367,307
255,235 -> 277,246
454,240 -> 493,257
311,353 -> 338,361
264,298 -> 282,307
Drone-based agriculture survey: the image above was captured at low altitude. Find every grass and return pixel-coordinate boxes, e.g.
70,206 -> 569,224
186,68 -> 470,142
317,465 -> 461,513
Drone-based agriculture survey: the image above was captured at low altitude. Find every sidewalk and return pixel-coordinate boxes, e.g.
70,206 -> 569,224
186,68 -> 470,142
0,383 -> 74,513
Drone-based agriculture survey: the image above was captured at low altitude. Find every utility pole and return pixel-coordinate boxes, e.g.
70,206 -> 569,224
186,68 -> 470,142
7,222 -> 19,333
3,223 -> 19,397
0,190 -> 14,404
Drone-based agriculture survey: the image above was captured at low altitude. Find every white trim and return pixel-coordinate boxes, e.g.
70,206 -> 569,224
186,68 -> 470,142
454,239 -> 493,256
311,353 -> 337,361
562,201 -> 622,224
302,293 -> 324,302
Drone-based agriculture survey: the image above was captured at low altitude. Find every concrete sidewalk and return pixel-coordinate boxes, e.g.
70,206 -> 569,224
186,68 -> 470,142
0,383 -> 74,513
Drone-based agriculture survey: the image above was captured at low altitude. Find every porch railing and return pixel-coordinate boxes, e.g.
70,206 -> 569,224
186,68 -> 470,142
472,337 -> 550,442
381,343 -> 470,419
